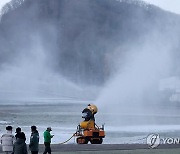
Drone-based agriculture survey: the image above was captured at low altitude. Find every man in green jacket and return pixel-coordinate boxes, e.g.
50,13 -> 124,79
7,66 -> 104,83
43,127 -> 54,154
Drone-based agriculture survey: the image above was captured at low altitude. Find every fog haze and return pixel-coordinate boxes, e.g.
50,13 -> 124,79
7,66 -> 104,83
0,0 -> 180,107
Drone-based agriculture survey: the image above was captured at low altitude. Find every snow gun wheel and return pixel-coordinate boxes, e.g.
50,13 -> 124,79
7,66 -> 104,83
90,138 -> 103,144
76,137 -> 88,144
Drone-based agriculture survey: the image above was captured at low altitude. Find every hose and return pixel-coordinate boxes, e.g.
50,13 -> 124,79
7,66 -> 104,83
59,132 -> 77,144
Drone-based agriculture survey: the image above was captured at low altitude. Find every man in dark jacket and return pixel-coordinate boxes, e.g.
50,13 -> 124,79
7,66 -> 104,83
13,133 -> 27,154
43,127 -> 54,154
15,127 -> 26,141
29,126 -> 39,154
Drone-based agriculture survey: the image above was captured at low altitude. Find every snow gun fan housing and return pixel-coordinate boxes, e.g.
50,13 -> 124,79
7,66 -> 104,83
81,104 -> 97,121
75,104 -> 105,144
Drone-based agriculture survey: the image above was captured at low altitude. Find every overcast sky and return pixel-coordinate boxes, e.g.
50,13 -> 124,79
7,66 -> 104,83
0,0 -> 11,8
0,0 -> 180,14
0,0 -> 11,13
143,0 -> 180,14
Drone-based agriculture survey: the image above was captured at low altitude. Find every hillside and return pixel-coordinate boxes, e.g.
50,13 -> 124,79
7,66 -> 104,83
0,0 -> 180,86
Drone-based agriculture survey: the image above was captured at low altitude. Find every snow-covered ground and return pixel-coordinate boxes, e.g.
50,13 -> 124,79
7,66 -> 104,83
1,101 -> 180,144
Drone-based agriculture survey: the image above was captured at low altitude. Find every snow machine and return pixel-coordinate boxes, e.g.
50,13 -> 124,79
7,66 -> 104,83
75,104 -> 105,144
